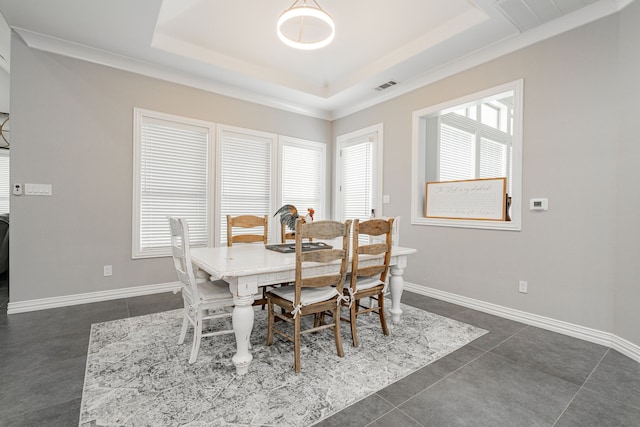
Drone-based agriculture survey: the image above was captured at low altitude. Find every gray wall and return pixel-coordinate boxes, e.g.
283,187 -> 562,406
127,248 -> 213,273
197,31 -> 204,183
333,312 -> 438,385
614,2 -> 640,346
334,6 -> 638,346
9,38 -> 331,301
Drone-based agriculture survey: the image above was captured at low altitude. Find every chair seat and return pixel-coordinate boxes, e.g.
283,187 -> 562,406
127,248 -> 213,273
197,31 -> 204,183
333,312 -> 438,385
270,284 -> 339,305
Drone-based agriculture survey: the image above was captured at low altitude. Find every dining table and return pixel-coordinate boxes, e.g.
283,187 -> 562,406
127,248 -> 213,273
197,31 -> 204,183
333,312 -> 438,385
190,243 -> 417,375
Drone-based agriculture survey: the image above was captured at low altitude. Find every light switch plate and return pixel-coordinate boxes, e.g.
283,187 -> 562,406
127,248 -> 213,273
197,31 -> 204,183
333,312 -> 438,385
25,183 -> 53,196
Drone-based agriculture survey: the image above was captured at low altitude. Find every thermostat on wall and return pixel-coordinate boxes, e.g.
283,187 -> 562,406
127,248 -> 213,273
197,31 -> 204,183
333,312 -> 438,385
529,198 -> 548,211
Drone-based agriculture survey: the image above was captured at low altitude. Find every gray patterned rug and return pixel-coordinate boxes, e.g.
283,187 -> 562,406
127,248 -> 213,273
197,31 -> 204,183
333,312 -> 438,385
79,301 -> 486,426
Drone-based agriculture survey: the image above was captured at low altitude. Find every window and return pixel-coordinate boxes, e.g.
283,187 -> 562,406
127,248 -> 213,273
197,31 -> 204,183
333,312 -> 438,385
0,150 -> 8,213
335,124 -> 383,223
217,126 -> 275,245
216,125 -> 327,246
133,109 -> 214,258
412,80 -> 523,230
280,136 -> 326,221
133,112 -> 328,255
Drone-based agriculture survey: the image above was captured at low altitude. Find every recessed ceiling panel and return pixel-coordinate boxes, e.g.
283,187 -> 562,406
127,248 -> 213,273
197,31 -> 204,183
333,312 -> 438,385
152,0 -> 486,97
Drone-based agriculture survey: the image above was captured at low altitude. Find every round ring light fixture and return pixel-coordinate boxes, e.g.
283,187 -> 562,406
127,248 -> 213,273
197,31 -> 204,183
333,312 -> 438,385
277,0 -> 335,50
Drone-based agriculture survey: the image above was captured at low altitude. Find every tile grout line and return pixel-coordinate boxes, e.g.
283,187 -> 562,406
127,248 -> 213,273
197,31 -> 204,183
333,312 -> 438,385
574,349 -> 640,412
363,301 -> 483,426
333,296 -> 532,425
551,348 -> 611,426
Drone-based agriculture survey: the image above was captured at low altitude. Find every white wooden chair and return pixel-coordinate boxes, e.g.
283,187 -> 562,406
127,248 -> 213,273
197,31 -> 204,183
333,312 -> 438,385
169,216 -> 235,364
342,218 -> 394,347
266,219 -> 352,373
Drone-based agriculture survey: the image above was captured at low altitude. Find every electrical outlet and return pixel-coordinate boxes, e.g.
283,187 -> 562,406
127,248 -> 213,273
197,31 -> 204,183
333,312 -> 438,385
104,265 -> 112,277
519,280 -> 528,294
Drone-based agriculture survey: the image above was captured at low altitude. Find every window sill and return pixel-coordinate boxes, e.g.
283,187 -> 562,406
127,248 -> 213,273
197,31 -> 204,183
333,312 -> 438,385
411,216 -> 521,231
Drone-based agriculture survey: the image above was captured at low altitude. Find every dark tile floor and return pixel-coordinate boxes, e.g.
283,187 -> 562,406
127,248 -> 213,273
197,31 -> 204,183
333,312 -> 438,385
1,278 -> 639,426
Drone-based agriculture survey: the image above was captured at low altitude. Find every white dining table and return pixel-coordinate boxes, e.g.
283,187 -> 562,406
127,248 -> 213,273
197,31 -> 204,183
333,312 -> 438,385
190,244 -> 417,375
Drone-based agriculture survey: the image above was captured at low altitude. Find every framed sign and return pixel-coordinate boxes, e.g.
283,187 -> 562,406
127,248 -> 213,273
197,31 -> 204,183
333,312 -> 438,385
426,178 -> 507,221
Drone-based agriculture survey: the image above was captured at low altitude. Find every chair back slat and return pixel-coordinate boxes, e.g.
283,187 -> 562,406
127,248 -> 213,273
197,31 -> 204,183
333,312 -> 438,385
301,274 -> 343,288
232,234 -> 266,244
300,220 -> 347,240
359,220 -> 390,236
356,265 -> 387,278
171,244 -> 184,258
227,214 -> 269,246
302,248 -> 346,264
358,243 -> 388,256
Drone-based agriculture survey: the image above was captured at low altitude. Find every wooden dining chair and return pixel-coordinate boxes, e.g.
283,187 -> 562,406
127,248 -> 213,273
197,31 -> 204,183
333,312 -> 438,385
281,222 -> 295,243
226,214 -> 269,246
281,222 -> 312,243
266,218 -> 352,373
168,217 -> 235,364
342,217 -> 394,347
227,214 -> 271,308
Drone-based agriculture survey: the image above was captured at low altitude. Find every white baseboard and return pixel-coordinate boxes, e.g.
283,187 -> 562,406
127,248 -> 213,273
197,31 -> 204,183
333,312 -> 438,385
404,282 -> 640,364
6,282 -> 182,314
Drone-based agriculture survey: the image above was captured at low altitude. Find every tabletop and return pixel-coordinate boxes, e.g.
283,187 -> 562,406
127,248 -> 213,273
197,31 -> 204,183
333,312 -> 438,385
190,244 -> 417,281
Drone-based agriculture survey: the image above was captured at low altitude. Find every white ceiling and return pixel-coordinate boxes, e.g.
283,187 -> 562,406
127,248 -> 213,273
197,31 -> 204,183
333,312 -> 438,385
0,0 -> 632,119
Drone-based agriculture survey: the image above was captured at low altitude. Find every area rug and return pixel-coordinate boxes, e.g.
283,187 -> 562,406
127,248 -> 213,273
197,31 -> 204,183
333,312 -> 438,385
79,302 -> 487,426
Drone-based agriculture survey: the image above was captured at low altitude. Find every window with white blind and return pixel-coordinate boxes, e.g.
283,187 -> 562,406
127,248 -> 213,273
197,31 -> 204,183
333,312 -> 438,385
280,136 -> 326,221
133,112 -> 328,256
0,150 -> 9,214
438,112 -> 511,196
217,126 -> 274,245
133,109 -> 214,258
335,124 -> 382,224
412,80 -> 523,230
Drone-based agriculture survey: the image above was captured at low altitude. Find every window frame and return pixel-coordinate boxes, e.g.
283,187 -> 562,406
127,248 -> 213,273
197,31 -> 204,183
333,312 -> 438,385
334,123 -> 383,222
0,149 -> 9,214
411,79 -> 523,231
215,124 -> 278,246
277,135 -> 327,231
132,108 -> 215,258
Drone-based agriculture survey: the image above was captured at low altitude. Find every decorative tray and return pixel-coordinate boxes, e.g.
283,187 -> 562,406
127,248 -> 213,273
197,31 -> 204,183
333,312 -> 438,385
265,242 -> 332,253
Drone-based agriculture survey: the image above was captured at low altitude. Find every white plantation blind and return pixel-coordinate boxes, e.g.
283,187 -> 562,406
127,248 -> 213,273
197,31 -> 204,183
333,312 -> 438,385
439,113 -> 510,189
439,123 -> 474,181
134,111 -> 211,258
342,141 -> 373,221
281,141 -> 324,220
480,137 -> 506,179
220,130 -> 272,245
0,151 -> 9,213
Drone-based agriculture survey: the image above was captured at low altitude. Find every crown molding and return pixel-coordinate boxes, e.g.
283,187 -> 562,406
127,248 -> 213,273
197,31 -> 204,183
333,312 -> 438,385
14,27 -> 333,120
